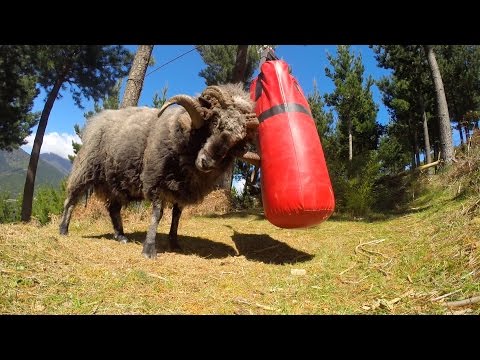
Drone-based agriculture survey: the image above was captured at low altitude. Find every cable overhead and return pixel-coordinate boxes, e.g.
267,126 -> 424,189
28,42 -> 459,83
145,45 -> 203,77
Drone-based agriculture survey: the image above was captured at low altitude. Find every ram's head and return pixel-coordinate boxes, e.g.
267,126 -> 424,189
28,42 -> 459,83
159,83 -> 260,172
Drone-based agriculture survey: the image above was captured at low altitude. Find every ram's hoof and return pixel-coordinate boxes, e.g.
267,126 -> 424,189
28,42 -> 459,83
142,243 -> 157,259
115,234 -> 129,244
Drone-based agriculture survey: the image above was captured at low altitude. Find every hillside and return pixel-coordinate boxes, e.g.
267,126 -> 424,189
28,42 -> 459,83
40,152 -> 72,176
0,162 -> 478,314
0,148 -> 68,196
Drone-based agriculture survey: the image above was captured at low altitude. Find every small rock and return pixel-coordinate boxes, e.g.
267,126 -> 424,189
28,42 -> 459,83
34,303 -> 45,312
291,269 -> 306,276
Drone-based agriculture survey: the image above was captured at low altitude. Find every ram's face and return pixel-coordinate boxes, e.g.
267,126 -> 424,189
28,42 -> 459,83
195,108 -> 250,173
157,84 -> 259,173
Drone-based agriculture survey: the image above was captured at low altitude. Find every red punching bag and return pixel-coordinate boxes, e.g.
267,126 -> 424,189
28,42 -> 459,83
250,59 -> 335,228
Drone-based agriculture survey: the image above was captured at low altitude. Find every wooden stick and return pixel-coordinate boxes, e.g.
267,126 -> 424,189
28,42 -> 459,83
431,289 -> 461,302
339,263 -> 356,276
445,295 -> 480,308
416,159 -> 440,171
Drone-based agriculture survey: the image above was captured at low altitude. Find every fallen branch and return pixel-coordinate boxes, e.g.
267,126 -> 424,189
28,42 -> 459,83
461,198 -> 480,216
445,295 -> 480,308
431,289 -> 461,302
354,239 -> 389,263
339,263 -> 356,276
416,159 -> 441,172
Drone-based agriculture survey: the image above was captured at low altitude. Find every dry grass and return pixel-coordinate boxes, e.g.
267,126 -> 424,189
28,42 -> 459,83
1,183 -> 479,314
2,147 -> 480,315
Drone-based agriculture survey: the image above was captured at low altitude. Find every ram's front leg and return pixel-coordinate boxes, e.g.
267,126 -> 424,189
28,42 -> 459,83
168,203 -> 183,251
142,201 -> 164,259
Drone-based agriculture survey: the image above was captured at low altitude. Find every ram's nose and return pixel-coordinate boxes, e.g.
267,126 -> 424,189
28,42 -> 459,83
196,153 -> 214,173
201,157 -> 209,168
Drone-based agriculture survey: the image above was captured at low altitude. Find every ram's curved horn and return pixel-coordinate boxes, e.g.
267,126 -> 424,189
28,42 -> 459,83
158,95 -> 205,129
246,112 -> 259,129
201,86 -> 233,108
237,151 -> 261,167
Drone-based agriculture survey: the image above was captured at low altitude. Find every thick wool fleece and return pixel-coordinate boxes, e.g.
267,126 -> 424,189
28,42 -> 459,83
67,83 -> 254,207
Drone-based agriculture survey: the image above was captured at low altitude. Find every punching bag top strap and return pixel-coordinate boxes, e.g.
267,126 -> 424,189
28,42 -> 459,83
258,103 -> 311,122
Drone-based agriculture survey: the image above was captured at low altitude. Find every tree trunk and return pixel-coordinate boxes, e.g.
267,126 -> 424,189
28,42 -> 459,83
458,124 -> 465,146
414,125 -> 420,167
424,45 -> 454,165
215,45 -> 250,191
120,45 -> 154,108
419,97 -> 432,165
216,161 -> 234,190
232,45 -> 249,83
348,118 -> 353,161
21,72 -> 68,221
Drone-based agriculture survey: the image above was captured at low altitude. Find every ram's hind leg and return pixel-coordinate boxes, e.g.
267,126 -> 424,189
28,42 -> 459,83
59,186 -> 88,235
59,196 -> 76,235
107,199 -> 128,243
168,203 -> 183,251
142,201 -> 164,259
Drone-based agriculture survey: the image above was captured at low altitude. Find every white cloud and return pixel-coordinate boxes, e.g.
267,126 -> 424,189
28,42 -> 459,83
232,178 -> 245,194
22,132 -> 82,159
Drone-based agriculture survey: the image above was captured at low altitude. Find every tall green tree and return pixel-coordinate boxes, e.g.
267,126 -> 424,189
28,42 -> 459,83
197,45 -> 264,88
437,45 -> 480,144
308,80 -> 334,143
121,45 -> 154,108
372,45 -> 437,169
424,45 -> 454,165
21,45 -> 131,221
324,45 -> 379,164
152,84 -> 169,109
0,46 -> 40,151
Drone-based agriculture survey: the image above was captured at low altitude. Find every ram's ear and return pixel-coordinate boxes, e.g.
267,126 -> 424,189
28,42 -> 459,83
199,96 -> 212,109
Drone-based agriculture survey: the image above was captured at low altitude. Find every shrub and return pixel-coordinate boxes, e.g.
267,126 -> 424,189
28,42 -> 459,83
0,192 -> 20,223
32,182 -> 66,225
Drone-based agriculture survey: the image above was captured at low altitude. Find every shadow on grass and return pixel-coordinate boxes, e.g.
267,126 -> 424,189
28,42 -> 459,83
85,229 -> 313,264
229,230 -> 313,265
203,210 -> 265,220
85,232 -> 237,259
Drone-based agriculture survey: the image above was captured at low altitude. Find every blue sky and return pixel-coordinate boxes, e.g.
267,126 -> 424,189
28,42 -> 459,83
23,45 -> 392,158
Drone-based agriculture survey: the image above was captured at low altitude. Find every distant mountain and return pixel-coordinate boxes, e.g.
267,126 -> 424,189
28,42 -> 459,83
0,148 -> 69,197
40,152 -> 72,175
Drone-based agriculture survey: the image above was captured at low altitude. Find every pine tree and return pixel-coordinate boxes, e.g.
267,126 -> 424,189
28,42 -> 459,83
21,45 -> 131,221
152,84 -> 168,109
437,45 -> 480,145
324,45 -> 379,164
0,46 -> 40,151
121,45 -> 154,108
197,45 -> 263,88
372,45 -> 437,170
424,45 -> 454,165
